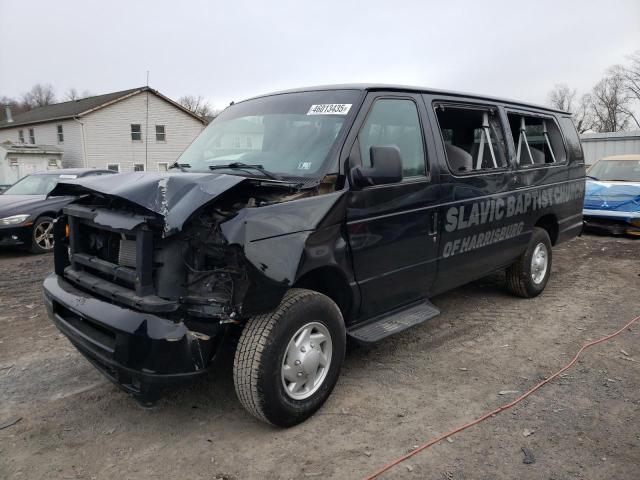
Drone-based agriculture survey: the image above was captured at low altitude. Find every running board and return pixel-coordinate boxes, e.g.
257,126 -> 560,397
347,300 -> 440,344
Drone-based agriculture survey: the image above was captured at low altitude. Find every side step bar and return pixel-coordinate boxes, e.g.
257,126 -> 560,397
347,299 -> 440,344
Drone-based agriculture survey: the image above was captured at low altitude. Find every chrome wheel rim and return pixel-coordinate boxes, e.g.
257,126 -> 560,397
281,322 -> 332,400
531,243 -> 548,284
34,221 -> 54,250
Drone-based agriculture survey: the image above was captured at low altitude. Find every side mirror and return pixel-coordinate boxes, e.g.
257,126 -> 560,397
351,146 -> 403,188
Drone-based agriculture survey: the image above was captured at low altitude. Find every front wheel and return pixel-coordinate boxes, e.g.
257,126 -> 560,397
505,226 -> 552,298
30,216 -> 55,254
233,289 -> 346,427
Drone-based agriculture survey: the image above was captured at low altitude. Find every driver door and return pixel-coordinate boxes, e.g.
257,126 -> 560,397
346,94 -> 440,320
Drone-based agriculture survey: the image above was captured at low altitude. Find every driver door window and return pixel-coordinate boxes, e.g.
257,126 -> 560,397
359,99 -> 426,178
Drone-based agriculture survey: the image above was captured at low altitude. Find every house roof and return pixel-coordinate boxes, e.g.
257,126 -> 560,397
0,87 -> 206,129
0,142 -> 63,155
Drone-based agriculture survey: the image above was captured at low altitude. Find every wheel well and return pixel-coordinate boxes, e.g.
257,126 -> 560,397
535,214 -> 559,245
36,211 -> 58,221
294,267 -> 352,320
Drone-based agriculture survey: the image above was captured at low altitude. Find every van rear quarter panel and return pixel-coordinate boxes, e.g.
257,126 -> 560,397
424,96 -> 584,296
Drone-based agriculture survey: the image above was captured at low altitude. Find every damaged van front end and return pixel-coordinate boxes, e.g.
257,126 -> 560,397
43,171 -> 349,403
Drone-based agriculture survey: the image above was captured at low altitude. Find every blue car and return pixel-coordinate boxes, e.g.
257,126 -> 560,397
583,155 -> 640,237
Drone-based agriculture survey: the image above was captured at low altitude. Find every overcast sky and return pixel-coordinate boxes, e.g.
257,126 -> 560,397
1,0 -> 639,109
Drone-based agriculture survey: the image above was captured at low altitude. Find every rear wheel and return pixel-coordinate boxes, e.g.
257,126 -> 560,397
30,216 -> 55,254
505,227 -> 552,298
233,288 -> 346,427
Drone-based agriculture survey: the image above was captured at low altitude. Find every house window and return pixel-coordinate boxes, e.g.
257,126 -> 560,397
18,130 -> 24,143
233,136 -> 241,148
434,104 -> 508,173
107,164 -> 120,172
57,125 -> 64,143
131,124 -> 142,141
29,128 -> 35,144
9,157 -> 18,167
48,158 -> 58,167
134,163 -> 145,172
157,162 -> 169,172
246,137 -> 252,148
155,125 -> 166,141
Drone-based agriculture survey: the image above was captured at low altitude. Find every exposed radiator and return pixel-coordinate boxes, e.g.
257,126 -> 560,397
118,239 -> 137,268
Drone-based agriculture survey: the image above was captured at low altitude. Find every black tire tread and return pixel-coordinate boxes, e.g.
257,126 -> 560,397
233,288 -> 326,425
505,226 -> 551,298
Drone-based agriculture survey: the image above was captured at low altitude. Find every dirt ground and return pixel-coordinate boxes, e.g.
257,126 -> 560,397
0,233 -> 639,480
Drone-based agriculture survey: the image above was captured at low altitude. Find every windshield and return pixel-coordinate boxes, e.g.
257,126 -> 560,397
178,90 -> 360,178
3,174 -> 72,195
588,159 -> 640,182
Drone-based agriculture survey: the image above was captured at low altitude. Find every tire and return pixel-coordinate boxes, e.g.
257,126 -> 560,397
233,288 -> 346,427
30,216 -> 55,254
505,226 -> 552,298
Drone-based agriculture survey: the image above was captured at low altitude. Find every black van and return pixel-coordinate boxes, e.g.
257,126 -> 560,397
43,85 -> 585,426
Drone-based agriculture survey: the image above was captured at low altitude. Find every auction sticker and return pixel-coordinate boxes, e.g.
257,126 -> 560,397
307,104 -> 352,115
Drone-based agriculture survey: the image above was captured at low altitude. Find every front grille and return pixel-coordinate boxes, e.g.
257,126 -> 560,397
79,223 -> 123,265
65,207 -> 157,298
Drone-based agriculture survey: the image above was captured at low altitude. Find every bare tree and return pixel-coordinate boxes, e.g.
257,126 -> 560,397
64,88 -> 94,101
573,93 -> 594,134
590,71 -> 632,132
546,84 -> 593,132
178,95 -> 213,117
21,83 -> 56,109
614,51 -> 640,128
547,84 -> 577,112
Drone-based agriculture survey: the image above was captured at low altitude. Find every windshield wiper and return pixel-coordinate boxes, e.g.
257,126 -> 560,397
209,162 -> 283,181
168,161 -> 191,172
585,175 -> 599,180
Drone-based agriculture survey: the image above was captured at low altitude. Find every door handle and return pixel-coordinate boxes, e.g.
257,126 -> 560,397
428,211 -> 438,235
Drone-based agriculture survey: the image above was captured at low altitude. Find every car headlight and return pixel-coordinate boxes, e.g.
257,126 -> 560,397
0,214 -> 30,226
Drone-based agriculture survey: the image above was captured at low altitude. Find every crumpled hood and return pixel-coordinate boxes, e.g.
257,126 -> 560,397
584,180 -> 640,212
49,172 -> 247,235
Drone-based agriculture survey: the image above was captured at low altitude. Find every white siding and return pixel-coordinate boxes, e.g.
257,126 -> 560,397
581,134 -> 640,165
0,120 -> 85,168
81,92 -> 205,172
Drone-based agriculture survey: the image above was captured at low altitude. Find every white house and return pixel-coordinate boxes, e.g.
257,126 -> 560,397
0,142 -> 62,186
0,87 -> 206,173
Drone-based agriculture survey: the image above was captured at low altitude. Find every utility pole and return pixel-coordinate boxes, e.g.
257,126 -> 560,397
145,70 -> 149,171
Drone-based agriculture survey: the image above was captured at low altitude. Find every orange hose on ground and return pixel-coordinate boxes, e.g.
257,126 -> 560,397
364,314 -> 640,480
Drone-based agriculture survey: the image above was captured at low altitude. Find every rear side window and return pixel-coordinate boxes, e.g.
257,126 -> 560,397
434,105 -> 507,174
359,99 -> 426,178
558,117 -> 584,163
507,113 -> 566,166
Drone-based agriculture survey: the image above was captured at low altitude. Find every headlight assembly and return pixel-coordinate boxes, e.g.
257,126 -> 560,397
0,214 -> 30,226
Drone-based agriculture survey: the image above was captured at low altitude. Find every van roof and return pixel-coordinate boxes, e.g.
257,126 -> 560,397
244,83 -> 570,116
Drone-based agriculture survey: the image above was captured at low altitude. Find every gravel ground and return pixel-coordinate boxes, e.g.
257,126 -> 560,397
0,234 -> 639,480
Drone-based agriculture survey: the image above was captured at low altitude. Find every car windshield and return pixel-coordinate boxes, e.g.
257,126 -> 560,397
3,174 -> 71,195
588,159 -> 640,182
178,90 -> 360,178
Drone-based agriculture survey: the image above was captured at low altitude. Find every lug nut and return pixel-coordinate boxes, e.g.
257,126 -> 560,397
301,346 -> 306,353
310,342 -> 315,348
297,372 -> 303,377
294,360 -> 301,366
